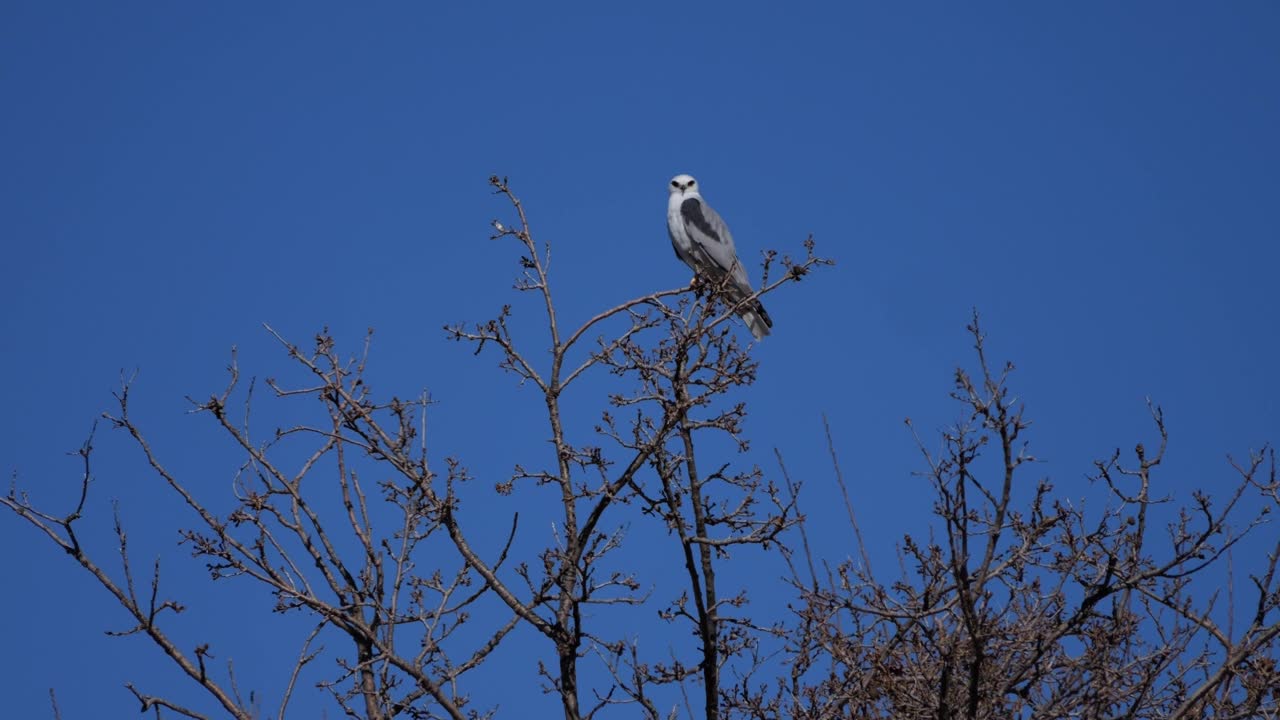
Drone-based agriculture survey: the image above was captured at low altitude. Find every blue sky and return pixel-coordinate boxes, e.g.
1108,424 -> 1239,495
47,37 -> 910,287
3,2 -> 1278,717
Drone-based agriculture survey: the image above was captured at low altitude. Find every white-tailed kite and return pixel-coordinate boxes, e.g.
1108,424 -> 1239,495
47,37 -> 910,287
666,174 -> 773,340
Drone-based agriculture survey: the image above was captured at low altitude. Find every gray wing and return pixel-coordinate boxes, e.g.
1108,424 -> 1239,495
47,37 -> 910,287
680,197 -> 753,291
680,196 -> 773,339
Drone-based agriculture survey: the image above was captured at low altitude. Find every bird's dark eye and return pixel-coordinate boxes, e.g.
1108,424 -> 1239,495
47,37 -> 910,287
670,180 -> 679,187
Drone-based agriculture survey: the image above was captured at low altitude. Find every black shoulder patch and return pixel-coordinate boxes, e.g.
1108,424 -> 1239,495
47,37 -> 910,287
680,198 -> 722,244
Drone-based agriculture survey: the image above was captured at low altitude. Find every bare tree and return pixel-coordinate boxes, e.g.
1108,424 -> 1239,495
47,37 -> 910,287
443,177 -> 829,719
5,180 -> 1277,720
754,314 -> 1280,720
3,176 -> 829,719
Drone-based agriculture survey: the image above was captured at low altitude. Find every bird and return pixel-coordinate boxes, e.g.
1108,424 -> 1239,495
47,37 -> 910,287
666,174 -> 773,340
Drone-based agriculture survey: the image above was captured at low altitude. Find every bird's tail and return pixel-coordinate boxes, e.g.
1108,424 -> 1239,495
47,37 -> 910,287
738,299 -> 773,341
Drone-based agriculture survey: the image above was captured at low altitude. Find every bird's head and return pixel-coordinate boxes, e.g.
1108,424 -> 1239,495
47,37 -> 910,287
668,174 -> 699,197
